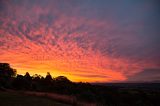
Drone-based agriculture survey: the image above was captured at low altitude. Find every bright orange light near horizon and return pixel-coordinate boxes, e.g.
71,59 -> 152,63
0,0 -> 160,83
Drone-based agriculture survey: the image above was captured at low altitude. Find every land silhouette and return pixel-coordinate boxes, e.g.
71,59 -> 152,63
0,63 -> 160,106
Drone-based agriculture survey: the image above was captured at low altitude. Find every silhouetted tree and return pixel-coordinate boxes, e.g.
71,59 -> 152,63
24,72 -> 32,89
55,76 -> 70,83
45,72 -> 53,82
53,76 -> 72,94
0,63 -> 16,88
24,72 -> 32,80
12,74 -> 25,89
32,74 -> 43,91
41,72 -> 53,91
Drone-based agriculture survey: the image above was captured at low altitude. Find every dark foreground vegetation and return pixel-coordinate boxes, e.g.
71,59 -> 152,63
0,63 -> 160,106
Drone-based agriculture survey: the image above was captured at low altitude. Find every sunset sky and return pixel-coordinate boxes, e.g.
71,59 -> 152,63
0,0 -> 160,83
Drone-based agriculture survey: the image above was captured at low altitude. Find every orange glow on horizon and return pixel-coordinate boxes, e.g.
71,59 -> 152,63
0,0 -> 159,83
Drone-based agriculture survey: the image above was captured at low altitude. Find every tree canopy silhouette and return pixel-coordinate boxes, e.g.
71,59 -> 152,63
0,63 -> 16,88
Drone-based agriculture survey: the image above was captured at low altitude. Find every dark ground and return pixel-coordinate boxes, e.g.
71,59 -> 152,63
0,91 -> 71,106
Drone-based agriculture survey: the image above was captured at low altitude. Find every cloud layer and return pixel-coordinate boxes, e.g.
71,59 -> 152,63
0,0 -> 160,82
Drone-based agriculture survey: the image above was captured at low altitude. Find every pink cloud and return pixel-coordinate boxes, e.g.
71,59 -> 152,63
0,0 -> 159,82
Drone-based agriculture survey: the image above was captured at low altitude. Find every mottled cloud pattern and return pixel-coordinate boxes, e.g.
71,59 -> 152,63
0,0 -> 160,82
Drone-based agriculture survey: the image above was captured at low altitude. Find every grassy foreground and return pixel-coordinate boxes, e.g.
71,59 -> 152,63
0,91 -> 71,106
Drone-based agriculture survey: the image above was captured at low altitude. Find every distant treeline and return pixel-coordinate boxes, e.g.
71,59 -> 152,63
0,63 -> 160,106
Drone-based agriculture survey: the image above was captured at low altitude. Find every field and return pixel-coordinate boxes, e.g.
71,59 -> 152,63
0,91 -> 71,106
